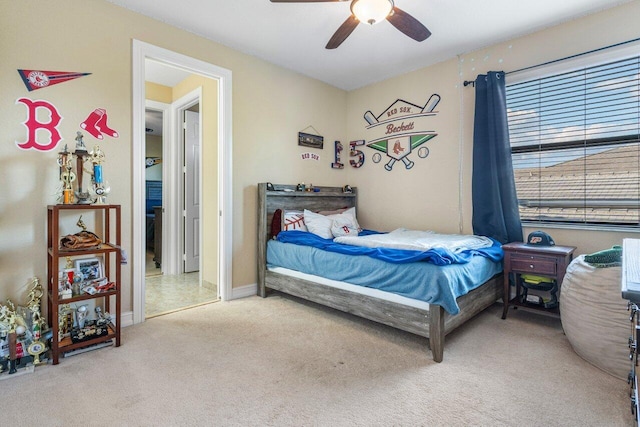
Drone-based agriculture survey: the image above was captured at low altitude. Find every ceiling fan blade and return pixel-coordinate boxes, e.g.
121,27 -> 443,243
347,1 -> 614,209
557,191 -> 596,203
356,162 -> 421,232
386,7 -> 431,42
326,14 -> 359,49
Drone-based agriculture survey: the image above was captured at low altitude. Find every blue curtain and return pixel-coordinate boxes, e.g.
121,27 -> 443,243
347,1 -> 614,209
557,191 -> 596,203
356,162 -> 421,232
472,71 -> 523,244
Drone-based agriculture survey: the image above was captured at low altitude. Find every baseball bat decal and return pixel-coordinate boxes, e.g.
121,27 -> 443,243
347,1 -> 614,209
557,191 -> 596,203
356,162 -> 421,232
422,94 -> 441,113
364,110 -> 377,125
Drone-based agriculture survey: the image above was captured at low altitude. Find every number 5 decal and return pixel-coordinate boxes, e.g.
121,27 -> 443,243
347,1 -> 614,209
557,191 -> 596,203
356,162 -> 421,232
350,140 -> 365,168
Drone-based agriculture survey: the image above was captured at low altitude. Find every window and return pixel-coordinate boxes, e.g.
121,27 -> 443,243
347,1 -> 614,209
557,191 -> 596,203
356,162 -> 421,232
506,54 -> 640,227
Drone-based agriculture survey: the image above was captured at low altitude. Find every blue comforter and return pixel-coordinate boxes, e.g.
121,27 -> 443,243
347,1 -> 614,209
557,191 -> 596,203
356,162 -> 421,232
267,231 -> 504,315
276,230 -> 503,265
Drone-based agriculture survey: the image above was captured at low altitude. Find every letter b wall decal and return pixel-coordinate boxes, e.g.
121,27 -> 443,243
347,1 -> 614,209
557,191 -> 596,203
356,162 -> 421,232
15,97 -> 63,151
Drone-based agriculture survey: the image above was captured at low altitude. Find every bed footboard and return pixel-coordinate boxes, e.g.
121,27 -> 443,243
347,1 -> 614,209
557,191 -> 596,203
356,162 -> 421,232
264,270 -> 501,362
265,270 -> 430,337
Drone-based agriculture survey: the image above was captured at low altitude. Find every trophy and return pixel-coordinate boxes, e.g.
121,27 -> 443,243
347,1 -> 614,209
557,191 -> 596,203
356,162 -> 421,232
26,277 -> 45,341
95,306 -> 112,327
73,132 -> 92,204
27,340 -> 46,366
75,304 -> 89,328
3,300 -> 18,374
58,304 -> 73,341
89,145 -> 110,204
57,145 -> 75,204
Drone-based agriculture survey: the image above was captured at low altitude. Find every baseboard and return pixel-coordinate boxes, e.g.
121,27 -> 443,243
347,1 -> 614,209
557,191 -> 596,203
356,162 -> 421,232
120,311 -> 134,327
231,283 -> 257,300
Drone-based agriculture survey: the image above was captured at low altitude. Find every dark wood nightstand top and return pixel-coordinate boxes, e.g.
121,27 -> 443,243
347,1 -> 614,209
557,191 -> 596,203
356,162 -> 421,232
501,242 -> 576,257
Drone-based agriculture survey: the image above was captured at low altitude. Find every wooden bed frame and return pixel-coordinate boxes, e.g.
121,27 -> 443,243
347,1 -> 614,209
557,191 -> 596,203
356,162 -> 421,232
257,183 -> 501,362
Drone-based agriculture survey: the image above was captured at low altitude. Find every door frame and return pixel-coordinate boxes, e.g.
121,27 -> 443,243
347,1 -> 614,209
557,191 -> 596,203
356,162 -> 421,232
132,40 -> 233,324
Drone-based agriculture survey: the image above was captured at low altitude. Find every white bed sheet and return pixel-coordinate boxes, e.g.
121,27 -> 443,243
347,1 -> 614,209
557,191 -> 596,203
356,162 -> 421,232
334,228 -> 494,253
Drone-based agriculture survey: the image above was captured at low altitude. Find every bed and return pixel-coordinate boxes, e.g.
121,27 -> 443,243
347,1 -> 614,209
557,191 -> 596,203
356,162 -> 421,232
257,183 -> 503,362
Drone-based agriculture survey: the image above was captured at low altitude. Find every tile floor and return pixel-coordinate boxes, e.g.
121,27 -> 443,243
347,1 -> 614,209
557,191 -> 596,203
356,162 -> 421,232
144,250 -> 218,318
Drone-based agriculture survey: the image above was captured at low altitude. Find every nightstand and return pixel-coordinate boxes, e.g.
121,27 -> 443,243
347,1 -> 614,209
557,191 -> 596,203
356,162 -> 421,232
501,242 -> 576,319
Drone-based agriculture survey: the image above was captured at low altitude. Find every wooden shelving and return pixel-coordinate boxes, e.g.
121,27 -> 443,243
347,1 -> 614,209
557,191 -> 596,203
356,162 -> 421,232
46,204 -> 121,364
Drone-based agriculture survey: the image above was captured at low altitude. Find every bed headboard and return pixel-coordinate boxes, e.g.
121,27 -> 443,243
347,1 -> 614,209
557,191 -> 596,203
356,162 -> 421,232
257,183 -> 357,296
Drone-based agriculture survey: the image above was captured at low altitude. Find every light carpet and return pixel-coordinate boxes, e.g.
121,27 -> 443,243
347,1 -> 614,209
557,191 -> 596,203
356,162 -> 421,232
0,294 -> 631,426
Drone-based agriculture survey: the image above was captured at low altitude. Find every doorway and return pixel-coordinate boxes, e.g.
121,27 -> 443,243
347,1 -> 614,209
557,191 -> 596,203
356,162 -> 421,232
132,40 -> 233,325
143,96 -> 216,318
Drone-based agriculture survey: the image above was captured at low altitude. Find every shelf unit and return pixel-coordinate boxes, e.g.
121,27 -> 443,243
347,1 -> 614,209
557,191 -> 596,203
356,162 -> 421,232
46,204 -> 121,364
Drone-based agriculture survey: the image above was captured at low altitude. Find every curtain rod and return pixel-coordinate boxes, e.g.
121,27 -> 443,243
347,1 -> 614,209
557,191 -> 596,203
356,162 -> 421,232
463,36 -> 640,88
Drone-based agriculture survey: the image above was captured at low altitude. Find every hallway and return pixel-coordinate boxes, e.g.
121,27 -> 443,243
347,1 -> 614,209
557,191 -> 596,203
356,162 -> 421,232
145,250 -> 218,318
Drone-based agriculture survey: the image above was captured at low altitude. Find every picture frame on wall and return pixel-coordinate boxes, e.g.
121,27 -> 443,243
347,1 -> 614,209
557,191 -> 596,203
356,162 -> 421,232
74,257 -> 104,281
298,132 -> 324,149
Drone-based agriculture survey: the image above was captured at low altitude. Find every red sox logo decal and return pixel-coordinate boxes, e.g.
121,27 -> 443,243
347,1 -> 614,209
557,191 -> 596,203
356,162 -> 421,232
80,108 -> 119,140
15,98 -> 63,151
16,98 -> 119,152
364,94 -> 440,171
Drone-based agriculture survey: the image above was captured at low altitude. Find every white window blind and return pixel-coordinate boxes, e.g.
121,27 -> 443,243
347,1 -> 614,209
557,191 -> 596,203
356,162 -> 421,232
506,55 -> 640,226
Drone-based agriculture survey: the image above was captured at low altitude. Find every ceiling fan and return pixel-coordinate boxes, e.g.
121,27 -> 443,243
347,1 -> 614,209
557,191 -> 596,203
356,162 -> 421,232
270,0 -> 431,49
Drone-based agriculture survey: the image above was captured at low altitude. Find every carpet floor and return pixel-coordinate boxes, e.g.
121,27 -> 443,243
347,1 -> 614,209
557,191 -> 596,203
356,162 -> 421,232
0,294 -> 631,426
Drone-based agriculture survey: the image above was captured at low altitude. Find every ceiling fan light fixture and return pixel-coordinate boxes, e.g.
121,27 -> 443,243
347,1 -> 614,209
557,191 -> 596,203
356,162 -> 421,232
351,0 -> 394,26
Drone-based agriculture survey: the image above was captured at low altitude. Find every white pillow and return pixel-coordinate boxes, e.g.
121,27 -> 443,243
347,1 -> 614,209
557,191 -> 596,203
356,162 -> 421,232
304,207 -> 360,239
282,210 -> 307,232
331,216 -> 358,237
330,207 -> 360,232
303,209 -> 333,239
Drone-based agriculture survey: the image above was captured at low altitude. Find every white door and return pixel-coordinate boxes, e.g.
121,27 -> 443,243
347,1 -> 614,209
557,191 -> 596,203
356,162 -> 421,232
184,109 -> 200,273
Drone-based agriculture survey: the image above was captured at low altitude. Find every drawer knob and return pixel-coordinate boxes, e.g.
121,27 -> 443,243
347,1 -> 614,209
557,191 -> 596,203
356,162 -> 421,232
530,264 -> 534,269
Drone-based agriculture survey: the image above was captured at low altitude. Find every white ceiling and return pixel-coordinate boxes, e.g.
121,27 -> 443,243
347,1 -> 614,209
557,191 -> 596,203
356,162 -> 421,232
109,0 -> 631,91
145,59 -> 192,87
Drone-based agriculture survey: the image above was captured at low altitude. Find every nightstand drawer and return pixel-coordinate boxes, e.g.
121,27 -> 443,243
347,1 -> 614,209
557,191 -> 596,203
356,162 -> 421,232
510,258 -> 557,275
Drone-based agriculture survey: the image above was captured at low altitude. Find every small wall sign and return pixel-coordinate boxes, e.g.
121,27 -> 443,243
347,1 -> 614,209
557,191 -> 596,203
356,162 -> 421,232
298,131 -> 323,149
301,152 -> 320,161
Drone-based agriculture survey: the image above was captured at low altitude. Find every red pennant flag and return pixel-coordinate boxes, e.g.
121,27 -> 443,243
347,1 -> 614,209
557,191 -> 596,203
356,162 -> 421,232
17,69 -> 91,91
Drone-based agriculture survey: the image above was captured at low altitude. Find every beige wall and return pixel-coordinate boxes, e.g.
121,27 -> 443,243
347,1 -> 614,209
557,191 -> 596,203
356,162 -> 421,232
346,0 -> 640,256
0,0 -> 347,310
346,59 -> 464,234
1,0 -> 639,312
146,82 -> 172,104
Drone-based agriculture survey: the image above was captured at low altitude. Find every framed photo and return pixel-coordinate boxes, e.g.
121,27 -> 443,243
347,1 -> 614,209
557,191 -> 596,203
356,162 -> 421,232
74,257 -> 104,281
298,132 -> 324,149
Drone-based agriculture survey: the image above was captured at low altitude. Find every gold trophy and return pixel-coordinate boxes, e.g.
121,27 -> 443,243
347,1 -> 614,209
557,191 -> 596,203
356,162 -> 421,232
27,341 -> 46,365
25,278 -> 48,366
57,145 -> 75,204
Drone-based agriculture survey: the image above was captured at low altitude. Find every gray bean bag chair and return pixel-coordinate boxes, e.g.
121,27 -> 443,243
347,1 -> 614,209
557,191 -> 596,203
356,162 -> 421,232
560,254 -> 628,380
